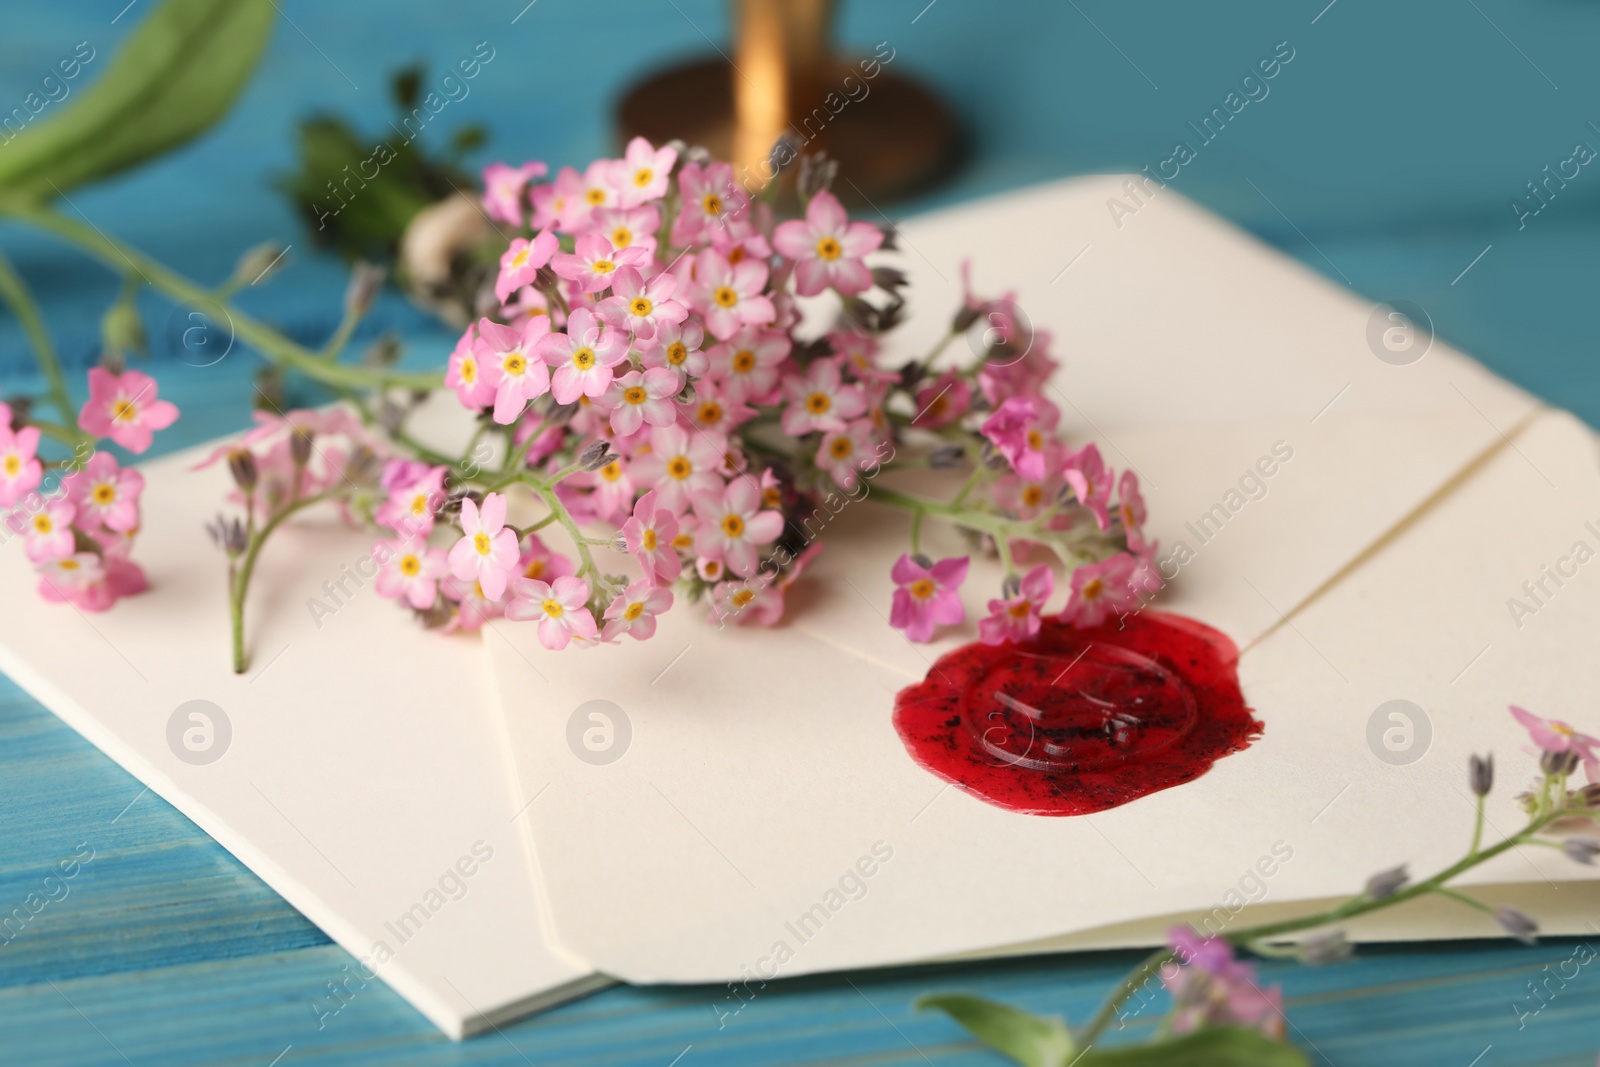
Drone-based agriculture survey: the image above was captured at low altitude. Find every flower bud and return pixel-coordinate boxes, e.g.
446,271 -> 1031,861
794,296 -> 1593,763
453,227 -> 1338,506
1364,864 -> 1408,900
1494,906 -> 1538,944
1541,749 -> 1581,777
1562,838 -> 1600,865
767,132 -> 801,176
797,153 -> 837,201
578,440 -> 613,471
101,300 -> 146,358
871,266 -> 908,292
1299,930 -> 1352,966
1469,753 -> 1493,797
363,332 -> 402,367
289,428 -> 315,468
226,449 -> 258,492
911,554 -> 934,570
927,444 -> 967,470
344,262 -> 386,318
952,303 -> 983,333
1580,783 -> 1600,807
236,242 -> 288,286
1001,575 -> 1021,599
206,515 -> 248,556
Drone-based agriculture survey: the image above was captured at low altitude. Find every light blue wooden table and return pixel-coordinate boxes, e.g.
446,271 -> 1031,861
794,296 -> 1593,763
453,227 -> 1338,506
3,2 -> 1600,1063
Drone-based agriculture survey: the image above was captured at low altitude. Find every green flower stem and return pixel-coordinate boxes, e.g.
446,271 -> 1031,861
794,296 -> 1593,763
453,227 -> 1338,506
231,488 -> 342,674
1073,801 -> 1572,1048
0,247 -> 81,432
526,477 -> 598,581
1469,792 -> 1486,856
5,204 -> 441,393
27,420 -> 84,446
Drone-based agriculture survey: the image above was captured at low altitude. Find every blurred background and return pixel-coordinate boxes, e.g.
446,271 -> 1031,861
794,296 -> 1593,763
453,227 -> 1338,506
4,0 -> 1600,420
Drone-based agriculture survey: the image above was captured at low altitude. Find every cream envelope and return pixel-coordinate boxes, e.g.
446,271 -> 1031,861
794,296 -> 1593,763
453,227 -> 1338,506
482,175 -> 1600,984
0,411 -> 606,1037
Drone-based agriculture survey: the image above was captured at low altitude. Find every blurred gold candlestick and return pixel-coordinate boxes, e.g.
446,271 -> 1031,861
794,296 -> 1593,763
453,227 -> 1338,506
617,0 -> 959,204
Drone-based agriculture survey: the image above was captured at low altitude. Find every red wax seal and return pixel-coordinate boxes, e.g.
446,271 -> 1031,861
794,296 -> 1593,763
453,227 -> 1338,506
892,610 -> 1262,816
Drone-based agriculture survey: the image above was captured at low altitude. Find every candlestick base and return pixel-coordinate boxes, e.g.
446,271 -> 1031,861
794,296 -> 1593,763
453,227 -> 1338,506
615,58 -> 962,206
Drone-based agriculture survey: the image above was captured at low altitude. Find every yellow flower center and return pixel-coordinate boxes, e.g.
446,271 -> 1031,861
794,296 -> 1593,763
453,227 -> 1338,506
503,352 -> 526,376
1552,722 -> 1575,737
59,558 -> 79,571
473,532 -> 491,555
630,298 -> 653,318
511,248 -> 530,269
585,188 -> 607,205
731,589 -> 755,608
910,578 -> 935,600
732,350 -> 756,373
612,227 -> 633,247
698,401 -> 723,425
712,286 -> 738,308
572,347 -> 596,370
1022,485 -> 1044,508
1008,600 -> 1033,619
460,358 -> 477,383
642,529 -> 658,551
399,554 -> 422,577
600,460 -> 623,482
828,436 -> 853,460
1121,504 -> 1136,528
667,456 -> 693,479
411,494 -> 429,515
33,514 -> 52,534
525,558 -> 546,579
805,392 -> 831,415
4,455 -> 20,476
1026,429 -> 1043,451
721,513 -> 746,538
633,167 -> 654,187
624,600 -> 646,620
702,192 -> 723,216
703,560 -> 722,578
93,483 -> 116,505
591,258 -> 616,273
1082,578 -> 1104,601
763,486 -> 782,508
543,598 -> 564,617
623,386 -> 648,406
672,532 -> 693,550
667,342 -> 687,365
112,399 -> 138,423
815,236 -> 842,261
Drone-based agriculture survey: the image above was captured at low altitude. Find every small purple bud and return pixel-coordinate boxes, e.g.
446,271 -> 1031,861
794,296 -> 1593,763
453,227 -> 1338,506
1365,864 -> 1408,900
1494,906 -> 1538,944
226,449 -> 258,492
1562,838 -> 1600,865
1469,753 -> 1493,797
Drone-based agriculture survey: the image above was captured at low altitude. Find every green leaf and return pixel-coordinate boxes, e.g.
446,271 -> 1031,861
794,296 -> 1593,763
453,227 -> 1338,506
0,0 -> 276,200
916,993 -> 1077,1067
1078,1028 -> 1312,1067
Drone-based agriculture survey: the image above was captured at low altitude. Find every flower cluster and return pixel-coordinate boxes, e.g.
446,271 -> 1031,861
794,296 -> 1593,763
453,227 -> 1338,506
922,702 -> 1600,1064
360,139 -> 1152,649
3,368 -> 178,611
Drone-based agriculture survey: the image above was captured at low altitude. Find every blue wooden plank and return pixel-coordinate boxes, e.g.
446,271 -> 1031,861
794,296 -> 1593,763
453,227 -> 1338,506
1,940 -> 1598,1067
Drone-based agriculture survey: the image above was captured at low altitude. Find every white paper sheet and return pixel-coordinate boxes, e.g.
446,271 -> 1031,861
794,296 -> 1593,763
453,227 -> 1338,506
0,431 -> 605,1037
